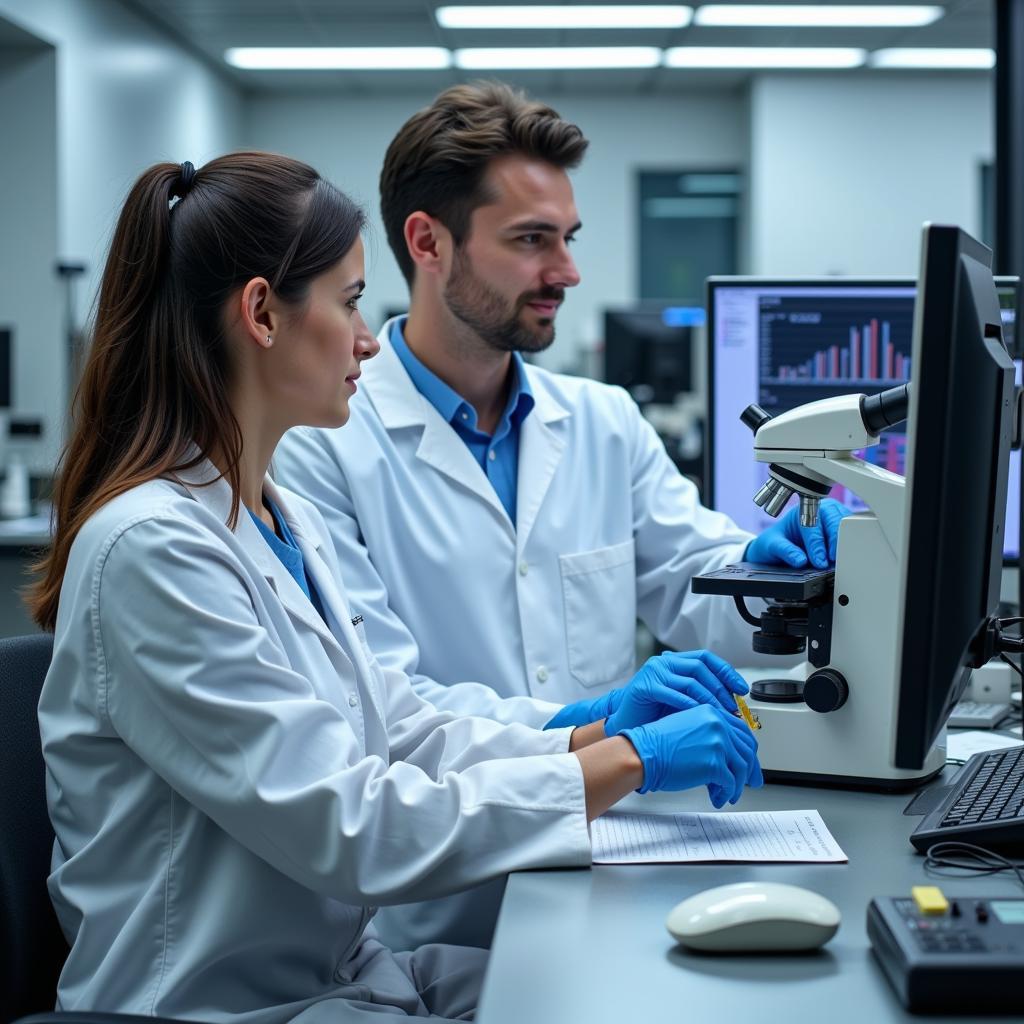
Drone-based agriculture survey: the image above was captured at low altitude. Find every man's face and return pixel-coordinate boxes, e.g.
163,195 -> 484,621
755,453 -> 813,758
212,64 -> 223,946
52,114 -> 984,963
443,154 -> 581,353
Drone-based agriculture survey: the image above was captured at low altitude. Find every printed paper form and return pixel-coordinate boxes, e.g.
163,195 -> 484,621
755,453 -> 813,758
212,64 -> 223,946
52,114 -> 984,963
591,809 -> 847,864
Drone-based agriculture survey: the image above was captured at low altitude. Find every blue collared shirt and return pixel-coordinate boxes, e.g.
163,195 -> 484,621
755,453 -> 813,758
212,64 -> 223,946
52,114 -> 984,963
389,317 -> 534,525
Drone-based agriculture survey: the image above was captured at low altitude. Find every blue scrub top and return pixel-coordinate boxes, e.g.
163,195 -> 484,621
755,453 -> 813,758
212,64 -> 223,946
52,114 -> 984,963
249,498 -> 327,622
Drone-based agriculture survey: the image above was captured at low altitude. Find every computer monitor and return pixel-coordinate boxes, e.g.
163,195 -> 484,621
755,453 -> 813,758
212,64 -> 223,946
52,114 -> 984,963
602,307 -> 697,404
894,225 -> 1014,767
705,276 -> 1020,560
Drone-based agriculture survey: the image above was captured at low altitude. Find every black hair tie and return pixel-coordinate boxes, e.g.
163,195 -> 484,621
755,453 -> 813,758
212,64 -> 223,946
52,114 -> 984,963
172,160 -> 198,200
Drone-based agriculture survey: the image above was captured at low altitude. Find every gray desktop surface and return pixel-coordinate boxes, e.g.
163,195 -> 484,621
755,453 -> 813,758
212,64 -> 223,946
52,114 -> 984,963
476,776 -> 1024,1024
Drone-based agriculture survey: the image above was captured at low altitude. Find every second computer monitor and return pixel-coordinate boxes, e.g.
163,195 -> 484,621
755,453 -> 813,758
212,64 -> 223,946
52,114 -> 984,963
603,307 -> 697,405
706,275 -> 1020,560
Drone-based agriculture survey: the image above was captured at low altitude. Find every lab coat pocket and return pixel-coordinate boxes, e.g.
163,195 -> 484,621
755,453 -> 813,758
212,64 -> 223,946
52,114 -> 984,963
559,539 -> 637,689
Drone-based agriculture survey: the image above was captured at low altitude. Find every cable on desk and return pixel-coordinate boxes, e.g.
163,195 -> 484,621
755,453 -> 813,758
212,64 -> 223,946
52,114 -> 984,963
924,841 -> 1024,891
992,621 -> 1024,728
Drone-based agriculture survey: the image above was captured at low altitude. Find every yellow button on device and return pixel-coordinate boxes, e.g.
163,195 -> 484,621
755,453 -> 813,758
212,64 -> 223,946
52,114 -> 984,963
912,886 -> 949,915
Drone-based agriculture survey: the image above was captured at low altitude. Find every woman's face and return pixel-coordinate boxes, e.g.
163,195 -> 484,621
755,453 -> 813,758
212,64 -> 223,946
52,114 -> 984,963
265,237 -> 379,429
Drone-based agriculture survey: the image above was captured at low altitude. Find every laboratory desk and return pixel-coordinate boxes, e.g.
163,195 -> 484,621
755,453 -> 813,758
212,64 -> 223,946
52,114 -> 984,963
476,774 -> 1024,1024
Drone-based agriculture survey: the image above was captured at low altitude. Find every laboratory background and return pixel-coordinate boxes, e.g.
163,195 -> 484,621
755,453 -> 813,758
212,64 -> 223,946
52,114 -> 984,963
0,1 -> 1001,642
4,3 -> 1024,1023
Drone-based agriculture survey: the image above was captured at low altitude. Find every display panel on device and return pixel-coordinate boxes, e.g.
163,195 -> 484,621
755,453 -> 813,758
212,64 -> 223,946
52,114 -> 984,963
706,276 -> 1021,560
895,226 -> 1014,768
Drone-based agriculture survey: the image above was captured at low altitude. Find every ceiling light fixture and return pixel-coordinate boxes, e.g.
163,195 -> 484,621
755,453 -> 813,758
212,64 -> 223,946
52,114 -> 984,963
664,46 -> 866,68
437,5 -> 692,29
869,48 -> 996,69
224,47 -> 452,70
694,5 -> 943,28
454,46 -> 662,69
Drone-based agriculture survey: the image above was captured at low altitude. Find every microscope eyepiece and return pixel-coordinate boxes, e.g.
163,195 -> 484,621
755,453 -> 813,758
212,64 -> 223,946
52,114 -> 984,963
860,383 -> 911,437
740,404 -> 772,434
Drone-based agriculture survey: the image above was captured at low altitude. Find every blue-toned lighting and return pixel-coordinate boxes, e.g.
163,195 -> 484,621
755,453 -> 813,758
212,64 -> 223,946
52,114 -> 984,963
662,307 -> 706,327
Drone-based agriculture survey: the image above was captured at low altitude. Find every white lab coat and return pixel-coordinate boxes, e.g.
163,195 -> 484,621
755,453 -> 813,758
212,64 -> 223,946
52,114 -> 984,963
38,462 -> 590,1024
275,318 -> 758,727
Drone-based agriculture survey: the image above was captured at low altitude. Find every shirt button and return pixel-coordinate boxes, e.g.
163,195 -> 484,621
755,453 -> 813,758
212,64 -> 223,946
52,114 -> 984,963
518,560 -> 529,576
348,695 -> 359,707
536,666 -> 549,683
461,412 -> 469,421
488,449 -> 496,461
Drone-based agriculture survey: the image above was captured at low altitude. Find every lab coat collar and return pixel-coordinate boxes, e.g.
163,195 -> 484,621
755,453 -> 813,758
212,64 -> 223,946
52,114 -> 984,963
170,458 -> 344,655
368,318 -> 572,429
366,321 -> 512,531
365,319 -> 573,540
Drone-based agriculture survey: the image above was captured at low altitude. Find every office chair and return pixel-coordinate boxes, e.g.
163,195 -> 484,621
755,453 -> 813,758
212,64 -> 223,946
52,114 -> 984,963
1,632 -> 64,1023
0,633 -> 196,1024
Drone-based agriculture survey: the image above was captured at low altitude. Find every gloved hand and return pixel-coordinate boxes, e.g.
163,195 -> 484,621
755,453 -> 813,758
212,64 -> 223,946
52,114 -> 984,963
621,704 -> 764,806
543,650 -> 748,731
744,498 -> 851,570
603,651 -> 748,736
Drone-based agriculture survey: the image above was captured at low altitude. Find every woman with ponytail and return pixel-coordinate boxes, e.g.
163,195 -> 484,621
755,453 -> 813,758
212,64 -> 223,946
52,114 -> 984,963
33,153 -> 759,1024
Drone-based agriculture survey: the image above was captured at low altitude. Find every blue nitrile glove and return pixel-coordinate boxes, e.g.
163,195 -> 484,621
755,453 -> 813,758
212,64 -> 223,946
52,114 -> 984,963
603,651 -> 748,736
744,499 -> 851,570
543,650 -> 748,731
621,704 -> 764,806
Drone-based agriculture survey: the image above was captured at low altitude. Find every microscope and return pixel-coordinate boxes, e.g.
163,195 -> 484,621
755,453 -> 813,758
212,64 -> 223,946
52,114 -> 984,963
693,383 -> 947,789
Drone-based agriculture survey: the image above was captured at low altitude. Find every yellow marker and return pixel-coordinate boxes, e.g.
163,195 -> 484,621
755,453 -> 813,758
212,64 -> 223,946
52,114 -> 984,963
912,886 -> 949,915
735,694 -> 761,731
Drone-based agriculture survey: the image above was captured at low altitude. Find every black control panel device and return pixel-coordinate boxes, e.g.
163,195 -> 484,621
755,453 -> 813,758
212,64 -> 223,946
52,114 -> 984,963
868,895 -> 1024,1013
691,562 -> 834,601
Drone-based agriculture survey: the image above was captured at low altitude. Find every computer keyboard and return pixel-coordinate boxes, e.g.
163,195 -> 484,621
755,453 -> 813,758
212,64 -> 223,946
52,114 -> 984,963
911,747 -> 1024,852
947,700 -> 1012,729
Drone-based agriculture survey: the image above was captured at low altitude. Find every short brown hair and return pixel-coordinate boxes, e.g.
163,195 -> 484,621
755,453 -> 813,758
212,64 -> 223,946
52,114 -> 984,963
380,80 -> 589,286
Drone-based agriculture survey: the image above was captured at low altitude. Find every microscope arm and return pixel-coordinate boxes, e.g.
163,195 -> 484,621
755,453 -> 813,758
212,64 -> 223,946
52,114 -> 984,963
804,456 -> 905,559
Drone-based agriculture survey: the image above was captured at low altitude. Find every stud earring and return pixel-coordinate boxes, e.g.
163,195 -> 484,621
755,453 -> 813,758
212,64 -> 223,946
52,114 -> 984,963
266,335 -> 273,345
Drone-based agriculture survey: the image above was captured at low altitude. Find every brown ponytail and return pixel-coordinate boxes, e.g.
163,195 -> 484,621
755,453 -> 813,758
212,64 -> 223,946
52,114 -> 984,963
28,152 -> 364,630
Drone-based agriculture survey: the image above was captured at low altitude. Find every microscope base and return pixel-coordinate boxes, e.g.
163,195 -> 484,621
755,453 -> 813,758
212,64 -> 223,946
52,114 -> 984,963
761,764 -> 943,793
739,513 -> 948,789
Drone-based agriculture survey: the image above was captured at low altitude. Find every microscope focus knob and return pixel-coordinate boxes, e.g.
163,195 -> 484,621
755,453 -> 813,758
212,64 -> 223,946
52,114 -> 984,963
803,669 -> 849,714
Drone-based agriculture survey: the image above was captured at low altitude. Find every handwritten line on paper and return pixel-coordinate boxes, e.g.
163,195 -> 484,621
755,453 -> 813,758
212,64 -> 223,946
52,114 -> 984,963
591,809 -> 848,864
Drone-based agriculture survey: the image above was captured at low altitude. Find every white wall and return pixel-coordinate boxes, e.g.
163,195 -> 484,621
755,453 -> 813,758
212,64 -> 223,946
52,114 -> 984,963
750,74 -> 994,276
0,0 -> 243,468
0,45 -> 60,461
0,6 -> 998,468
243,90 -> 749,371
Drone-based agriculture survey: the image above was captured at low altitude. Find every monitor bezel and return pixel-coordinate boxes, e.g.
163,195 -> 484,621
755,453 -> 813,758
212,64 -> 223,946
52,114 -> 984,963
894,226 -> 1015,768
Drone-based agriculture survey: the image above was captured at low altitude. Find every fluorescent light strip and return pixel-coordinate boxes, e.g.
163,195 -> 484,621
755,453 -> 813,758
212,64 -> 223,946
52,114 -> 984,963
869,48 -> 996,70
694,5 -> 942,28
665,46 -> 866,68
437,5 -> 692,29
224,47 -> 452,70
454,47 -> 662,69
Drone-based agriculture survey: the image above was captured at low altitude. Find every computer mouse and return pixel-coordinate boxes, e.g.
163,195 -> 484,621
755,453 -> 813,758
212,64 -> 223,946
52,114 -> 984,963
666,881 -> 840,953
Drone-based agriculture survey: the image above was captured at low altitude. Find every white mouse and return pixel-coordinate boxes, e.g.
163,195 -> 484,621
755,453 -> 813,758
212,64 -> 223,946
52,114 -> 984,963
666,881 -> 840,953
